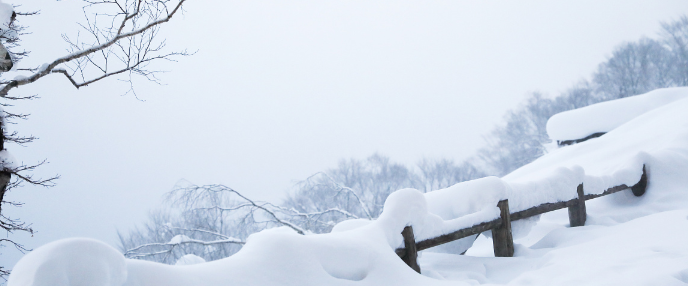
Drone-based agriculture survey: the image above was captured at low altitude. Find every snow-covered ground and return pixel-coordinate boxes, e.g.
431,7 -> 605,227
9,87 -> 688,285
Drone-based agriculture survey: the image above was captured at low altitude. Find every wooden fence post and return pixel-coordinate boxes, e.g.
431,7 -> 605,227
401,226 -> 421,273
492,200 -> 514,257
631,165 -> 647,197
568,183 -> 587,227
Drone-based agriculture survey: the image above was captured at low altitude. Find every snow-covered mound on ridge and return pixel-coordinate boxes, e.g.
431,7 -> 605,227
8,238 -> 127,286
9,87 -> 688,285
423,89 -> 688,245
546,87 -> 688,141
11,189 -> 469,286
507,88 -> 688,219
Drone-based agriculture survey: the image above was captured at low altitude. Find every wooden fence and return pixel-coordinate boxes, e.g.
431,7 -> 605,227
396,165 -> 648,273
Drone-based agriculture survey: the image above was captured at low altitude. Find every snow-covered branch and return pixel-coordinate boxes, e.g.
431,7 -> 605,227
173,184 -> 307,235
0,1 -> 191,278
0,0 -> 190,98
124,235 -> 245,259
304,172 -> 374,219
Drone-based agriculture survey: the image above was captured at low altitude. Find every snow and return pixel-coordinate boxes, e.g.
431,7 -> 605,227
445,210 -> 688,285
7,238 -> 127,286
0,105 -> 14,170
174,255 -> 205,266
330,218 -> 372,232
0,149 -> 17,169
0,1 -> 12,30
37,63 -> 50,73
168,235 -> 191,244
547,87 -> 688,141
9,87 -> 688,285
424,176 -> 507,222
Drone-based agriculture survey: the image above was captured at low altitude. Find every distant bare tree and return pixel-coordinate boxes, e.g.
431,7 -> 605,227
120,181 -> 366,263
286,154 -> 417,222
478,16 -> 688,179
478,92 -> 560,176
661,16 -> 688,86
593,38 -> 674,99
415,158 -> 484,192
120,154 -> 487,264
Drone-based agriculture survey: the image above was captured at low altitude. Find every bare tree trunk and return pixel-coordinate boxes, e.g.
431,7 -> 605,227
0,121 -> 8,215
0,171 -> 10,214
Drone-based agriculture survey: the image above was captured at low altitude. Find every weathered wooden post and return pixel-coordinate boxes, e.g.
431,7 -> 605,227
401,226 -> 421,273
567,183 -> 587,227
631,165 -> 647,197
0,115 -> 10,216
492,200 -> 514,257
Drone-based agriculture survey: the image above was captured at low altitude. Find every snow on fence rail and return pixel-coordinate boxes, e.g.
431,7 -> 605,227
395,165 -> 648,273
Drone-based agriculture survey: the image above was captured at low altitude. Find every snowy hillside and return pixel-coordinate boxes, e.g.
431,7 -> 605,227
9,87 -> 688,285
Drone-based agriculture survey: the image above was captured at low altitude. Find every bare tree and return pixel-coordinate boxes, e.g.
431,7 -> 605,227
284,154 -> 419,225
0,0 -> 189,278
416,158 -> 484,193
119,181 -> 367,263
661,16 -> 688,86
593,38 -> 674,99
476,17 -> 688,178
120,154 -> 489,264
478,92 -> 560,176
476,81 -> 607,177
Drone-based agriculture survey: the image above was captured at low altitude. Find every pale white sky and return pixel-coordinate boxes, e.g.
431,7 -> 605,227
3,0 -> 687,268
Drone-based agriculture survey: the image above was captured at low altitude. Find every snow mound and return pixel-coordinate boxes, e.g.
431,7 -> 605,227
546,87 -> 688,141
174,254 -> 205,266
331,218 -> 372,232
168,235 -> 191,244
425,176 -> 507,221
117,225 -> 441,286
0,149 -> 17,169
8,238 -> 127,286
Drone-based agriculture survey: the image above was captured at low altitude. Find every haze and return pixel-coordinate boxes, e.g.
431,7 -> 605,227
3,0 -> 686,268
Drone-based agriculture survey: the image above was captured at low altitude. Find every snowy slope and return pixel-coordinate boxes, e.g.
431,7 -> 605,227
9,87 -> 688,285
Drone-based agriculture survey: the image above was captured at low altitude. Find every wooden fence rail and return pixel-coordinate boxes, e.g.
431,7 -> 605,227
397,165 -> 648,273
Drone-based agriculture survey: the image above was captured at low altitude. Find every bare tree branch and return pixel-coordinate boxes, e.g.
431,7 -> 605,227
304,172 -> 374,219
124,236 -> 245,259
0,1 -> 191,278
0,0 -> 189,97
172,184 -> 307,235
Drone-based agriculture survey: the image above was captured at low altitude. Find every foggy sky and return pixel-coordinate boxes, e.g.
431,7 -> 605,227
3,0 -> 687,268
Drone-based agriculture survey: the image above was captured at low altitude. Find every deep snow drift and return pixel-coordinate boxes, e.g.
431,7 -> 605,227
546,87 -> 688,141
9,87 -> 688,285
